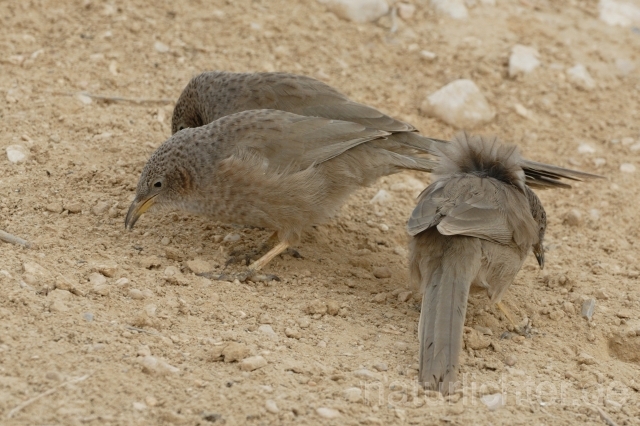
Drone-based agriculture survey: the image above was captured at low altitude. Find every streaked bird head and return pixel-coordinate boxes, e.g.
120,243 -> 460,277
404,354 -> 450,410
125,135 -> 198,230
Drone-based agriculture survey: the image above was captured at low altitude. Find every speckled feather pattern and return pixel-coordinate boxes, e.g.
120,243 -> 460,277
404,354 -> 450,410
134,109 -> 436,244
171,71 -> 600,188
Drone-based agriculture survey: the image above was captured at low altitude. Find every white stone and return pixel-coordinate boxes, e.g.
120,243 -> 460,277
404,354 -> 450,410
370,189 -> 392,205
265,399 -> 279,413
630,142 -> 640,151
620,163 -> 636,173
431,0 -> 468,19
258,324 -> 278,339
420,50 -> 437,61
239,355 -> 268,371
422,79 -> 495,129
6,145 -> 29,164
317,0 -> 389,23
138,355 -> 179,375
567,64 -> 596,90
578,143 -> 596,154
343,387 -> 363,402
509,45 -> 540,78
316,407 -> 341,419
481,393 -> 506,411
154,41 -> 169,53
514,103 -> 536,121
397,2 -> 416,19
75,93 -> 92,105
598,0 -> 640,27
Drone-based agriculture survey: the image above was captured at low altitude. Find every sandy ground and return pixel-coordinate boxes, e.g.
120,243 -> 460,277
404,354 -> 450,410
1,0 -> 639,424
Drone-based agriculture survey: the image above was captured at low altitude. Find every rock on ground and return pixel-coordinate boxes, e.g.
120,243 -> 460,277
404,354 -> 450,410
421,79 -> 495,128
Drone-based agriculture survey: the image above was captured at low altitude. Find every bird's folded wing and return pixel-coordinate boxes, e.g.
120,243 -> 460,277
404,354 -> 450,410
408,177 -> 531,246
230,111 -> 389,171
259,75 -> 416,133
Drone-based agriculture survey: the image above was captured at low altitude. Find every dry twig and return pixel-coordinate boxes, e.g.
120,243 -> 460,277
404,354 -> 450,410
53,91 -> 173,105
7,374 -> 91,419
0,230 -> 32,248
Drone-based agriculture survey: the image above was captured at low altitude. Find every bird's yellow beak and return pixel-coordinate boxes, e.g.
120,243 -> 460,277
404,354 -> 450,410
125,195 -> 157,230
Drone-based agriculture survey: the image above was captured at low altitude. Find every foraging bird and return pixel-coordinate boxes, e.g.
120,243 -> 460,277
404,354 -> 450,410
407,133 -> 547,394
126,109 -> 437,281
171,71 -> 598,189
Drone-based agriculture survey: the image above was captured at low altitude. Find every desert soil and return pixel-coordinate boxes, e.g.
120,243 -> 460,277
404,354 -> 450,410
1,0 -> 639,424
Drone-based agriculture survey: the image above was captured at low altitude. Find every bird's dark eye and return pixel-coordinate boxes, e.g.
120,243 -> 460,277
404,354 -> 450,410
177,124 -> 186,131
154,181 -> 162,188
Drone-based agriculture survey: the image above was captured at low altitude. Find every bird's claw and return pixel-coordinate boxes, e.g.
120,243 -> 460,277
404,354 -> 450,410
196,270 -> 280,283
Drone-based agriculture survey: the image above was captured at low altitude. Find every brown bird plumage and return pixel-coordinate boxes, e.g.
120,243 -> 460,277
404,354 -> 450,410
171,71 -> 600,188
126,109 -> 437,280
408,133 -> 546,394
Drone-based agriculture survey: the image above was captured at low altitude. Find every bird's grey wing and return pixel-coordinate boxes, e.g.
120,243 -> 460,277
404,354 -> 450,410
245,73 -> 416,133
226,110 -> 389,171
409,176 -> 537,247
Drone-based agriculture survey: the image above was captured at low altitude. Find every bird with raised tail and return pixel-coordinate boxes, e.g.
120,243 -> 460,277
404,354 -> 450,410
126,109 -> 437,282
407,133 -> 547,394
171,70 -> 600,189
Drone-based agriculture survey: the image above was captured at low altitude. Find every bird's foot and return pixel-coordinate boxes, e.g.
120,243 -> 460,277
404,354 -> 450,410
225,246 -> 302,266
197,270 -> 281,283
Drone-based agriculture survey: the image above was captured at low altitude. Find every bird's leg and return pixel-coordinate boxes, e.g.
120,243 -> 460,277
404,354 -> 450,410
226,232 -> 278,266
248,241 -> 290,273
496,301 -> 518,329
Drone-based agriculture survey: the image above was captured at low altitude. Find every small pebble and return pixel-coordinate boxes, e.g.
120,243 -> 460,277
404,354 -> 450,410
223,233 -> 241,243
481,393 -> 505,411
326,300 -> 340,316
508,44 -> 540,78
504,355 -> 517,366
160,237 -> 171,245
258,325 -> 278,339
577,352 -> 596,365
353,368 -> 378,380
421,79 -> 495,128
221,342 -> 250,362
265,399 -> 279,414
89,272 -> 106,286
285,328 -> 301,339
585,303 -> 598,321
397,2 -> 415,19
372,267 -> 391,279
46,202 -> 63,213
578,143 -> 596,154
372,363 -> 388,372
316,407 -> 341,419
620,163 -> 636,173
138,355 -> 179,375
240,355 -> 267,371
129,289 -> 145,300
154,41 -> 169,53
305,299 -> 327,315
186,259 -> 213,274
595,289 -> 609,300
343,387 -> 363,402
133,402 -> 147,411
567,64 -> 596,90
83,312 -> 94,322
370,189 -> 392,205
64,202 -> 82,213
372,294 -> 388,306
397,291 -> 412,302
564,209 -> 582,227
92,201 -> 110,216
6,144 -> 30,164
420,50 -> 437,61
